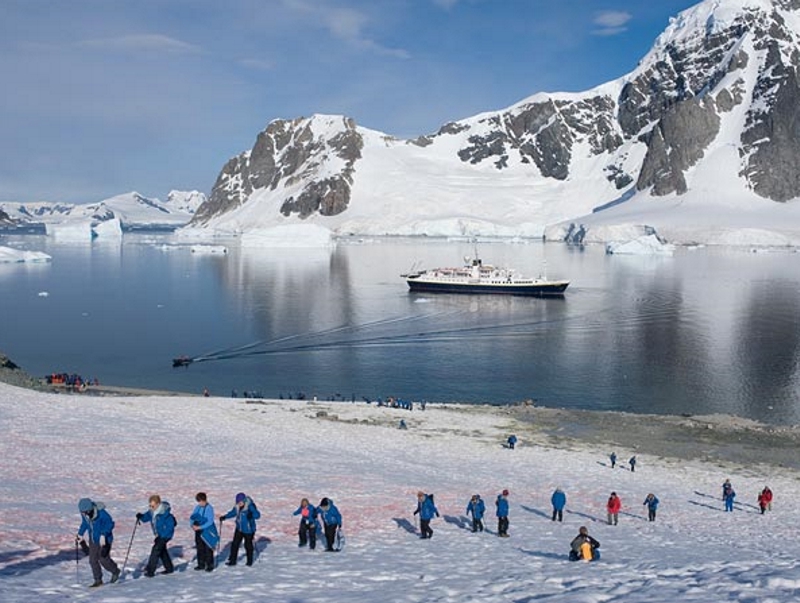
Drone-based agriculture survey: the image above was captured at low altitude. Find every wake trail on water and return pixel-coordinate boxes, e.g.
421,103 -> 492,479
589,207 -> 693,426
185,309 -> 593,364
189,311 -> 463,364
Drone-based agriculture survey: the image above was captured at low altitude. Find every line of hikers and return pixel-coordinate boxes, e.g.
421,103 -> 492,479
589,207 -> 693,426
76,491 -> 342,588
76,480 -> 777,586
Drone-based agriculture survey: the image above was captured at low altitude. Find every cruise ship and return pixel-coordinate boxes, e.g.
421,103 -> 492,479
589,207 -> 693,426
403,256 -> 569,297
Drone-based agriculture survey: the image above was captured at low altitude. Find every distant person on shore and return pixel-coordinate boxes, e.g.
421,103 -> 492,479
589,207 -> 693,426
466,494 -> 485,532
507,434 -> 517,449
569,526 -> 600,561
414,491 -> 439,539
609,452 -> 617,468
629,456 -> 637,472
76,497 -> 120,587
220,492 -> 261,566
551,487 -> 566,522
318,497 -> 343,551
606,492 -> 621,525
496,489 -> 510,537
136,494 -> 177,577
722,479 -> 736,512
293,498 -> 319,549
643,493 -> 659,522
759,486 -> 773,513
189,492 -> 218,572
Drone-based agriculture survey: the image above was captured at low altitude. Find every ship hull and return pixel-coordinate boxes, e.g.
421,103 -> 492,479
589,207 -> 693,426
406,278 -> 569,297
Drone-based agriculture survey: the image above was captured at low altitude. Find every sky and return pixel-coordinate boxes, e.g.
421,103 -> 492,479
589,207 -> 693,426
0,0 -> 701,204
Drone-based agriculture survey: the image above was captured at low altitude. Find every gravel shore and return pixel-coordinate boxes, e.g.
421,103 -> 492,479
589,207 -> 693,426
2,351 -> 797,471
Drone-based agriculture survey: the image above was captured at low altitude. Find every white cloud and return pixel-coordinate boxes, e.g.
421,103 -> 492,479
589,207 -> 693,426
77,34 -> 201,54
592,10 -> 632,36
282,0 -> 410,58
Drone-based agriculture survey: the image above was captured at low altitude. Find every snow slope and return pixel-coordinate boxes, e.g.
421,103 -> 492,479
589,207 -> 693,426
1,382 -> 799,602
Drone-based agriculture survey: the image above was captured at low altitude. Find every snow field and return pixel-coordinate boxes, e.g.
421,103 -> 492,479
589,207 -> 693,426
1,382 -> 800,602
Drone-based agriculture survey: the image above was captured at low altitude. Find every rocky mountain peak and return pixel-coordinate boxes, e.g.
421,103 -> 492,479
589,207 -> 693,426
194,0 -> 800,236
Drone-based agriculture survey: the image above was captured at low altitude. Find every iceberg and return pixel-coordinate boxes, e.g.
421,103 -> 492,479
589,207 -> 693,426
606,234 -> 676,256
0,246 -> 52,263
240,224 -> 334,248
45,221 -> 93,241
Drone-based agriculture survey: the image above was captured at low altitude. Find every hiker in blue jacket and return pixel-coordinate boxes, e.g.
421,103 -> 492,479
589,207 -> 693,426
496,489 -> 510,537
551,487 -> 566,522
190,492 -> 218,571
466,494 -> 485,532
76,497 -> 120,587
220,492 -> 260,566
722,479 -> 736,512
318,497 -> 343,551
136,494 -> 176,577
507,434 -> 518,449
293,498 -> 319,549
414,491 -> 439,539
643,493 -> 659,522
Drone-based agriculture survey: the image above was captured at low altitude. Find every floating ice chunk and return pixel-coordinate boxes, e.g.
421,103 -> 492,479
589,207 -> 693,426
45,220 -> 93,241
0,246 -> 52,263
240,224 -> 334,248
190,245 -> 228,254
93,217 -> 123,239
606,234 -> 675,256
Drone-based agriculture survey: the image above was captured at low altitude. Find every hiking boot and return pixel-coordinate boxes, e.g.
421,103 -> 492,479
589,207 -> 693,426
110,570 -> 120,584
89,579 -> 102,588
144,572 -> 155,578
160,569 -> 174,575
225,561 -> 236,566
205,566 -> 214,572
194,565 -> 205,571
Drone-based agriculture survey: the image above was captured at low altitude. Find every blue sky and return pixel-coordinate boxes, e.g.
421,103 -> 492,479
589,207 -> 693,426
0,0 -> 700,204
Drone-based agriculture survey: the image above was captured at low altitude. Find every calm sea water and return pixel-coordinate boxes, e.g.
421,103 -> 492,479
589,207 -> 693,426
1,234 -> 799,424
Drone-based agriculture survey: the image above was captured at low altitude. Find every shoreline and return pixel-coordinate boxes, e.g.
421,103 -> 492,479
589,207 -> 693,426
2,359 -> 798,472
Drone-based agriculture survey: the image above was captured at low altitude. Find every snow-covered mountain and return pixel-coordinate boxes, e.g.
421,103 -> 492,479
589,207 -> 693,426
1,190 -> 205,233
188,0 -> 800,245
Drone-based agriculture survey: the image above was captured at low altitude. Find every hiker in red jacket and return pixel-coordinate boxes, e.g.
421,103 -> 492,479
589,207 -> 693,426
606,492 -> 622,525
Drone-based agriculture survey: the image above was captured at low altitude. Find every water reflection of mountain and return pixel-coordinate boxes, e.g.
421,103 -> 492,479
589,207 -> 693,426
737,280 -> 800,419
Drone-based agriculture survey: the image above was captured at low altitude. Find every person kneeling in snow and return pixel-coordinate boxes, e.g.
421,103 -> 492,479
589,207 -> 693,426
569,526 -> 600,561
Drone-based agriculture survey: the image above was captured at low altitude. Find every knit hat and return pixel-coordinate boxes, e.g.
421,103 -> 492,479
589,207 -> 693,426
78,498 -> 93,513
502,489 -> 509,496
235,492 -> 246,504
319,497 -> 330,507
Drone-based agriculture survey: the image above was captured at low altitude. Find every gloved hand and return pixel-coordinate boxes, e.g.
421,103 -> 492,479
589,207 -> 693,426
75,535 -> 82,543
436,512 -> 440,518
136,512 -> 143,521
79,541 -> 90,555
101,543 -> 111,557
218,516 -> 225,521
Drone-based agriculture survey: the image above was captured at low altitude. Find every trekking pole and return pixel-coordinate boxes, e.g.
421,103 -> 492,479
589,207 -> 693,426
120,519 -> 140,576
75,537 -> 80,583
216,519 -> 223,567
